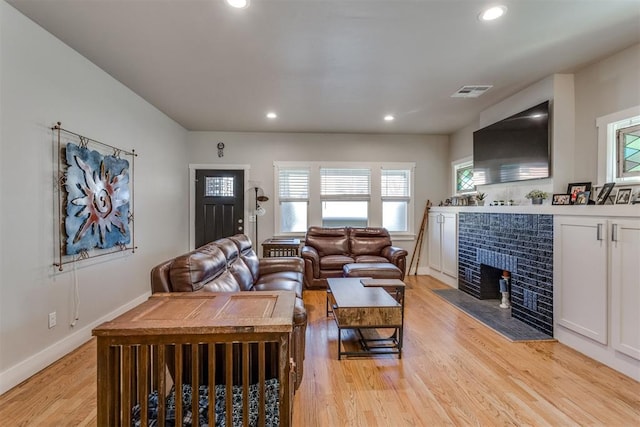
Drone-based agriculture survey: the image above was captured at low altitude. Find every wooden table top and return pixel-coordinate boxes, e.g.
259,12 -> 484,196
92,291 -> 296,337
328,278 -> 399,309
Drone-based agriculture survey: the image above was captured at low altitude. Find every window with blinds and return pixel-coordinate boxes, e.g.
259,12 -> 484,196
320,168 -> 371,199
382,169 -> 410,232
278,168 -> 309,233
320,168 -> 370,227
274,161 -> 414,235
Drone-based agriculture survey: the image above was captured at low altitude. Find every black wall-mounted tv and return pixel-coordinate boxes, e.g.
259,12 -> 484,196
473,100 -> 550,185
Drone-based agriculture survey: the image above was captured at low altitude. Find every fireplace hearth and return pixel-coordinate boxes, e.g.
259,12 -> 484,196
458,213 -> 553,336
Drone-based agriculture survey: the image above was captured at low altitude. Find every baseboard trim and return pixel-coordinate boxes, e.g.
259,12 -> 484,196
0,292 -> 150,395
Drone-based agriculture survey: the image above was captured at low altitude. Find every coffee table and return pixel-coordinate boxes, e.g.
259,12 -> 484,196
327,277 -> 404,359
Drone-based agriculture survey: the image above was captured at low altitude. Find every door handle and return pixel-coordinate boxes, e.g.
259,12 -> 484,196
611,224 -> 618,242
238,226 -> 243,231
596,223 -> 603,241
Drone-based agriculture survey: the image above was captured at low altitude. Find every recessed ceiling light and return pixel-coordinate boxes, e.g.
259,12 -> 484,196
266,112 -> 277,119
479,5 -> 507,21
384,115 -> 395,122
226,0 -> 249,9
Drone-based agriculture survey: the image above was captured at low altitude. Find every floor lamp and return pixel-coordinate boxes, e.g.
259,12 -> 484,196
254,186 -> 268,245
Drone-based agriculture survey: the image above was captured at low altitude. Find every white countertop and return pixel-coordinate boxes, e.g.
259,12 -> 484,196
430,204 -> 639,218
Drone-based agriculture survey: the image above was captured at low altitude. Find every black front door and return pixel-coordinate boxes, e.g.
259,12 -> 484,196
195,169 -> 244,248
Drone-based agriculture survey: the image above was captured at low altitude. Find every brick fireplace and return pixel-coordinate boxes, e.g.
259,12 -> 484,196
458,213 -> 553,336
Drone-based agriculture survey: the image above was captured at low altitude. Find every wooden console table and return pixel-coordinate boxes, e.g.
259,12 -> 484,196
262,238 -> 301,257
92,291 -> 295,427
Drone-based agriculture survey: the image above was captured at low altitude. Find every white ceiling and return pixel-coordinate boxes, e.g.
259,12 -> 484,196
7,0 -> 640,134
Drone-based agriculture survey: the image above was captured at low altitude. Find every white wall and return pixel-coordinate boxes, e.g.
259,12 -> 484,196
575,43 -> 640,184
448,43 -> 640,199
187,131 -> 449,271
0,2 -> 189,393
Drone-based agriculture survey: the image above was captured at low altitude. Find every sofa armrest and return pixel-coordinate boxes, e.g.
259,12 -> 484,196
258,257 -> 304,276
382,245 -> 408,274
300,245 -> 320,276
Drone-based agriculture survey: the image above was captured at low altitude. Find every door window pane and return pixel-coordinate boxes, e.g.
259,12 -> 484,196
280,201 -> 307,233
322,201 -> 368,227
383,201 -> 408,232
205,176 -> 234,197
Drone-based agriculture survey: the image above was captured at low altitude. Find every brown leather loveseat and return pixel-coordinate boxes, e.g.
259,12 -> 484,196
150,233 -> 306,389
301,226 -> 408,289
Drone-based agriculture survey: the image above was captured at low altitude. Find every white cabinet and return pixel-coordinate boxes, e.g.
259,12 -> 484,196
555,217 -> 608,344
428,211 -> 457,282
610,219 -> 640,361
554,215 -> 640,380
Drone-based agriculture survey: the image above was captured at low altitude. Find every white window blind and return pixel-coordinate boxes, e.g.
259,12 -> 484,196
381,169 -> 410,198
279,168 -> 309,201
320,168 -> 371,199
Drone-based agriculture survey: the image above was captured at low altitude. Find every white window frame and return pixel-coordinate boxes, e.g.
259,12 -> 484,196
276,166 -> 310,234
452,156 -> 475,195
617,123 -> 640,179
274,161 -> 415,238
596,105 -> 640,185
381,168 -> 412,233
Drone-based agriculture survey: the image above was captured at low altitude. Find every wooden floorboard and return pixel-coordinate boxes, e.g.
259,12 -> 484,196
0,275 -> 638,426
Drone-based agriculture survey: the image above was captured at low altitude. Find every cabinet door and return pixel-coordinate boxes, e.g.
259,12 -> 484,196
555,217 -> 608,344
441,213 -> 458,278
610,219 -> 640,360
427,213 -> 441,270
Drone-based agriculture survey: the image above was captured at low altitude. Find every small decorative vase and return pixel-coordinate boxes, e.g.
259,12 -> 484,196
532,198 -> 543,205
500,292 -> 511,309
477,200 -> 485,206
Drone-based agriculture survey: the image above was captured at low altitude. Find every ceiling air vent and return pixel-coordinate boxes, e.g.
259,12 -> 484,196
451,85 -> 493,98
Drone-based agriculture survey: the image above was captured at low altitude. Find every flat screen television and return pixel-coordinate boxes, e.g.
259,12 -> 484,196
473,100 -> 550,185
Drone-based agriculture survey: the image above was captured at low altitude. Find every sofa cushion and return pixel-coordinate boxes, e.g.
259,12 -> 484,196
201,270 -> 241,293
343,262 -> 402,279
230,234 -> 260,281
215,237 -> 255,291
350,227 -> 392,256
354,255 -> 389,264
169,247 -> 226,292
320,254 -> 354,270
305,226 -> 349,256
254,273 -> 303,298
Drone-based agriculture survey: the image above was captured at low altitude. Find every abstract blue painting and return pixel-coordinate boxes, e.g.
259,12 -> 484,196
64,143 -> 130,255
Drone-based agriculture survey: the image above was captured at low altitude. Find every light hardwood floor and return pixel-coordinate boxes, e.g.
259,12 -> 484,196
1,275 -> 638,426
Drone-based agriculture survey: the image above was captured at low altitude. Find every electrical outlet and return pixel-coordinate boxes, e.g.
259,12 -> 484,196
48,312 -> 56,329
249,215 -> 256,222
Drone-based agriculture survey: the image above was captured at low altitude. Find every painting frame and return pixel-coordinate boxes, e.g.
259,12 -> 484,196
53,123 -> 137,271
615,188 -> 632,205
567,182 -> 592,204
596,182 -> 615,205
552,194 -> 571,205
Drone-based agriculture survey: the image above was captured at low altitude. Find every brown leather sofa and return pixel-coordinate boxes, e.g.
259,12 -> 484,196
150,233 -> 306,390
301,226 -> 408,289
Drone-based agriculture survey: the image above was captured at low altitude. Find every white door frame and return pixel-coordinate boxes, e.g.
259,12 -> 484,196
189,163 -> 251,250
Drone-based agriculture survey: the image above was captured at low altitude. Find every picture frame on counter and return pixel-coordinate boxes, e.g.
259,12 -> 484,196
596,182 -> 615,205
575,191 -> 590,205
567,182 -> 592,204
552,194 -> 571,205
615,188 -> 632,204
